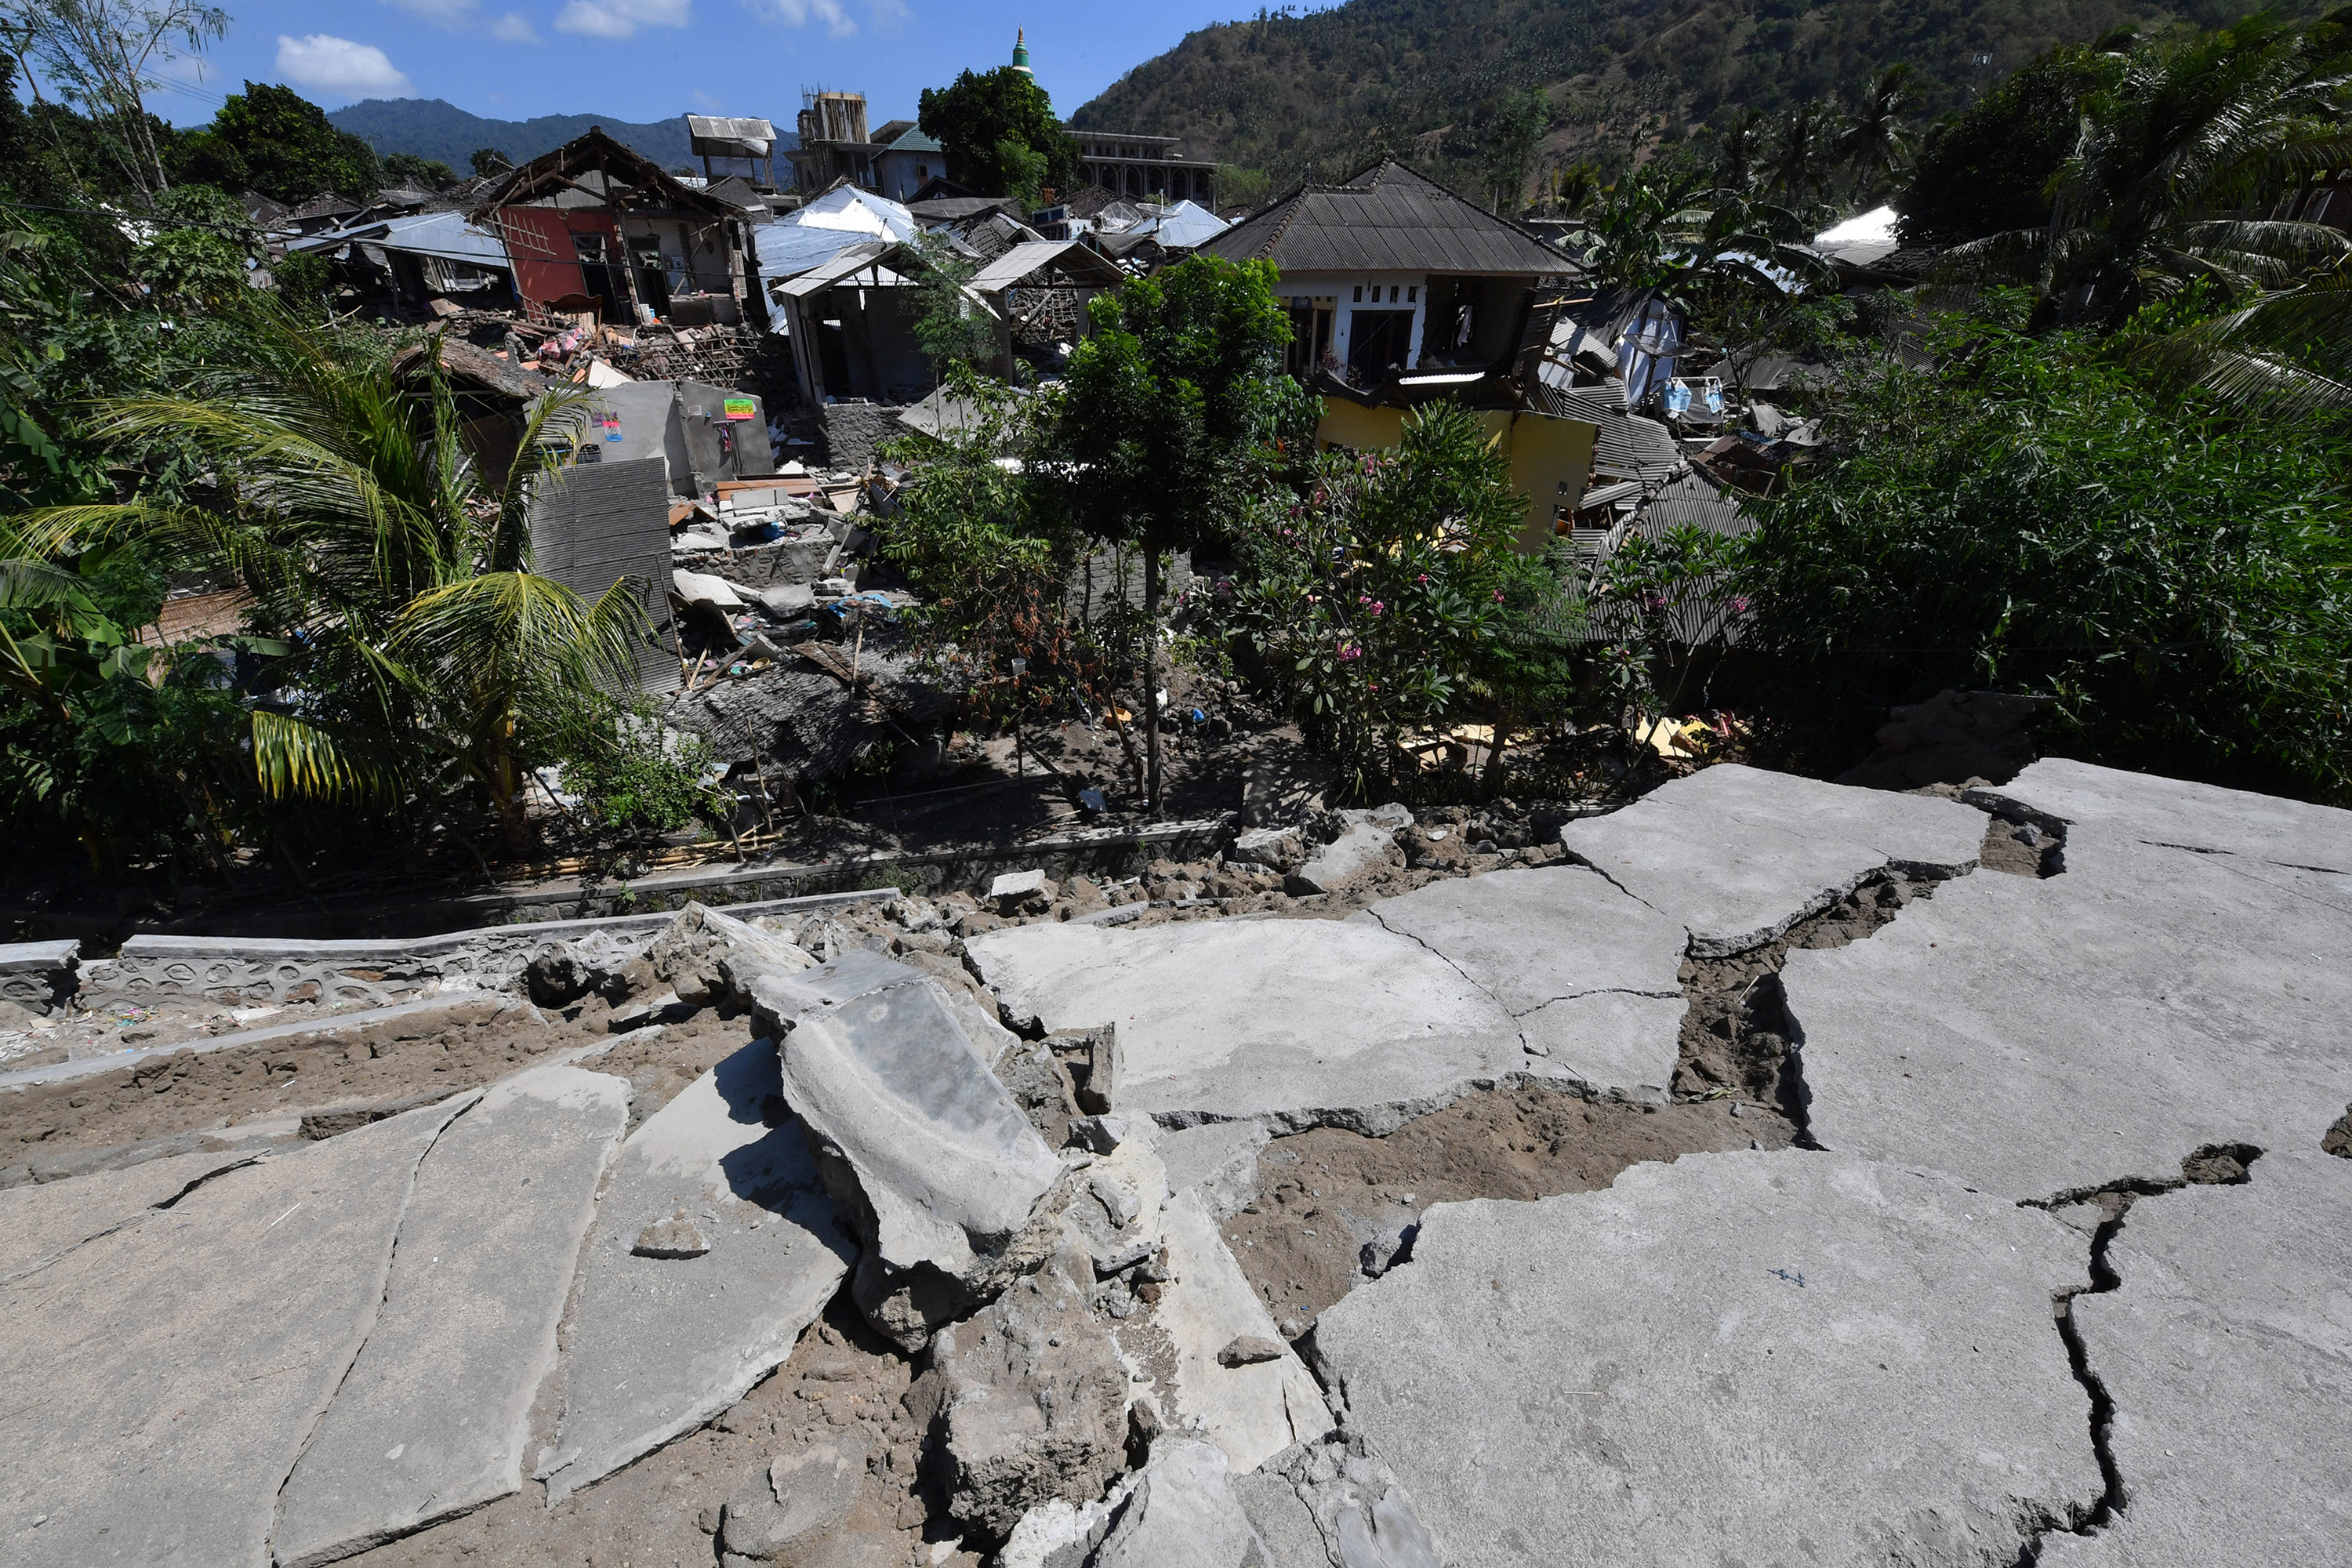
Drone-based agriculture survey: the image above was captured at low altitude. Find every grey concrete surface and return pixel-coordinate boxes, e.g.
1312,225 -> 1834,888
964,920 -> 1522,1134
273,1064 -> 630,1566
1559,762 -> 1985,955
0,938 -> 78,1014
1312,1150 -> 2100,1568
1791,820 -> 2352,1202
0,1144 -> 263,1282
1980,756 -> 2352,873
1288,822 -> 1400,896
1356,864 -> 1688,1095
2038,1149 -> 2352,1568
0,1098 -> 474,1567
1140,1192 -> 1334,1475
543,1040 -> 851,1501
757,953 -> 1065,1351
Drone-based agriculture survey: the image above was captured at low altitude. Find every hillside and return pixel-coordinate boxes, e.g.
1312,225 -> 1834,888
325,99 -> 796,173
1075,0 -> 2270,197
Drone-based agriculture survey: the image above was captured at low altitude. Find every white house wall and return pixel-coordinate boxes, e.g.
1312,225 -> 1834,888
1278,271 -> 1429,372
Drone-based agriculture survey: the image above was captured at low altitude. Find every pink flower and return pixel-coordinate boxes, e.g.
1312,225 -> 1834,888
1493,590 -> 1504,603
1732,596 -> 1751,612
1416,573 -> 1429,584
1370,601 -> 1384,614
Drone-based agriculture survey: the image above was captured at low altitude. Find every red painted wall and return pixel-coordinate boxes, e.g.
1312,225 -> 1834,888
496,207 -> 622,309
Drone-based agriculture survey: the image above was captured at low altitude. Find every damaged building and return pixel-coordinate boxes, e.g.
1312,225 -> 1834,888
471,128 -> 769,329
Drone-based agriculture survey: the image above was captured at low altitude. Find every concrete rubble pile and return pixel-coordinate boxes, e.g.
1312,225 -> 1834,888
0,757 -> 2346,1567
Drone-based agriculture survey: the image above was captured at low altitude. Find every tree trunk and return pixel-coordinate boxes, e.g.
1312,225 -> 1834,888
1143,546 -> 1161,811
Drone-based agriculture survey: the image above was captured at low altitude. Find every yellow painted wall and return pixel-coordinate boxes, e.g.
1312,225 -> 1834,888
1315,401 -> 1597,553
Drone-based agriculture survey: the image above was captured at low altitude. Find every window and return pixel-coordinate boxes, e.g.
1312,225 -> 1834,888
1407,285 -> 1418,303
1352,285 -> 1363,303
1389,285 -> 1399,303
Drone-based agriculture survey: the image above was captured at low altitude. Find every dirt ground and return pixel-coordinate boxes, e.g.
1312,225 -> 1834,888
0,991 -> 750,1178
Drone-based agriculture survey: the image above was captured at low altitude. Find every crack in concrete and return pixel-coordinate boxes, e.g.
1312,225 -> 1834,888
0,1152 -> 272,1288
266,1093 -> 483,1559
2009,1142 -> 2264,1564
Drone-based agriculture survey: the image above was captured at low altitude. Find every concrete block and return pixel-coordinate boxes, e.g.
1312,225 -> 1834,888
1087,1440 -> 1274,1568
645,900 -> 815,1007
1285,822 -> 1400,896
274,1064 -> 630,1565
754,953 -> 1067,1352
0,938 -> 78,1014
544,1039 -> 851,1501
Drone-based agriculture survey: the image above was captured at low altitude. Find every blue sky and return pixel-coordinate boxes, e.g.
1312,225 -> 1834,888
127,1 -> 1250,129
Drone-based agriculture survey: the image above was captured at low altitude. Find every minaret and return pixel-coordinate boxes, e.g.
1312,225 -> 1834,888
1011,27 -> 1033,77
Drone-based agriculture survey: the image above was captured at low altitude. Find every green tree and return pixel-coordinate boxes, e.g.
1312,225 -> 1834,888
205,82 -> 382,204
906,231 -> 993,380
1737,318 -> 2352,804
1563,172 -> 1831,303
468,146 -> 513,178
1483,88 -> 1552,215
1039,254 -> 1297,806
918,67 -> 1076,200
27,304 -> 648,851
1764,100 -> 1839,208
0,0 -> 226,195
1214,163 -> 1272,210
1205,402 -> 1581,798
382,151 -> 456,189
1835,65 -> 1911,201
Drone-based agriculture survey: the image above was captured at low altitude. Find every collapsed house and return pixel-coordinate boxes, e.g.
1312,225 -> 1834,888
286,209 -> 517,312
470,129 -> 769,329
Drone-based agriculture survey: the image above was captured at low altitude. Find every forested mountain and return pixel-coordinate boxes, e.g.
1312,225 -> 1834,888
325,99 -> 795,172
1075,0 -> 2298,195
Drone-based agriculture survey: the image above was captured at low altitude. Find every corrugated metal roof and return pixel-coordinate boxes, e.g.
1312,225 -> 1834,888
1544,382 -> 1629,422
289,209 -> 510,268
775,241 -> 902,299
1627,470 -> 1752,543
1592,412 -> 1682,484
688,115 -> 776,155
967,240 -> 1124,294
1200,158 -> 1568,277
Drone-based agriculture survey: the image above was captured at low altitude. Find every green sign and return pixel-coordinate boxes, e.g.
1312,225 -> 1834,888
722,397 -> 757,420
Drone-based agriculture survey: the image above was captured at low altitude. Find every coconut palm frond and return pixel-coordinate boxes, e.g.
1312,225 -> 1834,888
251,709 -> 393,801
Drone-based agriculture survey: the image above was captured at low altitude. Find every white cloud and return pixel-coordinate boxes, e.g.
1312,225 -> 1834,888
744,0 -> 856,39
866,0 -> 909,34
383,0 -> 541,42
689,88 -> 724,111
275,34 -> 414,99
555,0 -> 690,38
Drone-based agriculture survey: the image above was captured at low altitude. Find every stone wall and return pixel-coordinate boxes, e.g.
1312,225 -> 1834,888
821,401 -> 909,471
0,940 -> 78,1015
76,888 -> 893,1012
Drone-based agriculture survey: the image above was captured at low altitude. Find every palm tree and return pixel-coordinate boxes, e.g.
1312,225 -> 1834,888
27,305 -> 648,852
2143,262 -> 2352,419
1713,109 -> 1769,194
1835,65 -> 1912,201
1766,100 -> 1841,209
1947,18 -> 2352,324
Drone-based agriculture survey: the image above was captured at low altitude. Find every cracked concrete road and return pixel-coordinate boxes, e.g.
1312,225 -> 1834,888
2039,1149 -> 2352,1568
1313,1150 -> 2102,1568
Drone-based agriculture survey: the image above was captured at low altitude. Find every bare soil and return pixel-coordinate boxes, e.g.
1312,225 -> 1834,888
0,993 -> 751,1174
1221,1086 -> 1791,1333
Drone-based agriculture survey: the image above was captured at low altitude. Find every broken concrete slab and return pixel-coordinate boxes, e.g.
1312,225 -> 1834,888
1157,1120 -> 1269,1223
991,869 -> 1054,913
1253,1439 -> 1443,1568
753,953 -> 1066,1351
964,921 -> 1521,1134
274,1064 -> 630,1566
1357,866 -> 1688,1094
913,1251 -> 1131,1542
1286,822 -> 1400,896
1790,816 -> 2352,1202
2037,1149 -> 2352,1568
1226,828 -> 1304,872
996,1037 -> 1082,1147
1978,756 -> 2352,873
1142,1191 -> 1334,1474
543,1039 -> 851,1501
645,901 -> 815,1007
0,1098 -> 474,1568
1312,1150 -> 2100,1568
1559,762 -> 1985,956
1087,1439 -> 1274,1568
0,1143 -> 266,1282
